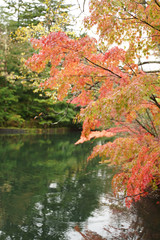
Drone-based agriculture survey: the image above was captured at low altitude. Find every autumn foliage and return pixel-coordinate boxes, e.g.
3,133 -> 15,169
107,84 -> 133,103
26,0 -> 160,207
85,0 -> 160,55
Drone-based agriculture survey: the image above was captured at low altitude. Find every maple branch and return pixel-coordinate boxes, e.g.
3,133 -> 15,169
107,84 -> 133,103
61,46 -> 122,79
119,183 -> 160,201
143,70 -> 160,73
150,94 -> 160,109
146,109 -> 159,139
110,118 -> 138,134
86,81 -> 101,90
101,182 -> 160,203
123,62 -> 137,76
84,57 -> 122,79
138,61 -> 160,66
135,118 -> 156,137
121,191 -> 148,200
124,8 -> 160,32
154,0 -> 160,8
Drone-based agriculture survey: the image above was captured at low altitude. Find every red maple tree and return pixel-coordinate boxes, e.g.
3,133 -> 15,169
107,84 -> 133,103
26,0 -> 160,207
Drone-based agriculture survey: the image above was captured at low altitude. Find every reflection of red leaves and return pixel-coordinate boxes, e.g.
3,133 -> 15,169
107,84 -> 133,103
74,225 -> 107,240
74,225 -> 80,232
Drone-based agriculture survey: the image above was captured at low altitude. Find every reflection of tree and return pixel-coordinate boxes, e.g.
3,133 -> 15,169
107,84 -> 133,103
0,132 -> 114,239
78,192 -> 160,240
18,164 -> 113,240
133,194 -> 160,240
107,193 -> 160,240
1,132 -> 160,239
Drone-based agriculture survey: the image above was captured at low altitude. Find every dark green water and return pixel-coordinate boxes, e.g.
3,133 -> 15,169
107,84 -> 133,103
0,130 -> 160,240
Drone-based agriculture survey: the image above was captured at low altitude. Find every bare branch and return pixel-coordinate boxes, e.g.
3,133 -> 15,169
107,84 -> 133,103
143,70 -> 160,73
138,61 -> 160,66
51,103 -> 70,125
76,0 -> 82,12
83,0 -> 86,12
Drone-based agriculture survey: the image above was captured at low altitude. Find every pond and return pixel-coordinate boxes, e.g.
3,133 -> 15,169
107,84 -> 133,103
0,129 -> 160,240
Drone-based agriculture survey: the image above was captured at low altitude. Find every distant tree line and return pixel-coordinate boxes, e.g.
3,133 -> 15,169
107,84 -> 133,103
0,0 -> 79,128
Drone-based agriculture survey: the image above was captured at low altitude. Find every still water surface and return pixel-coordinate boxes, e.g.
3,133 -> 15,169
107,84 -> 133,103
0,129 -> 160,240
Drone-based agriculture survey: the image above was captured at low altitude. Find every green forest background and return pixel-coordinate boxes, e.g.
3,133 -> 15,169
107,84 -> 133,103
0,0 -> 80,129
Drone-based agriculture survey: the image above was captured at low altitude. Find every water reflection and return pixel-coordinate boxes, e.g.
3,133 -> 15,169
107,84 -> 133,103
0,131 -> 113,239
0,131 -> 160,240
